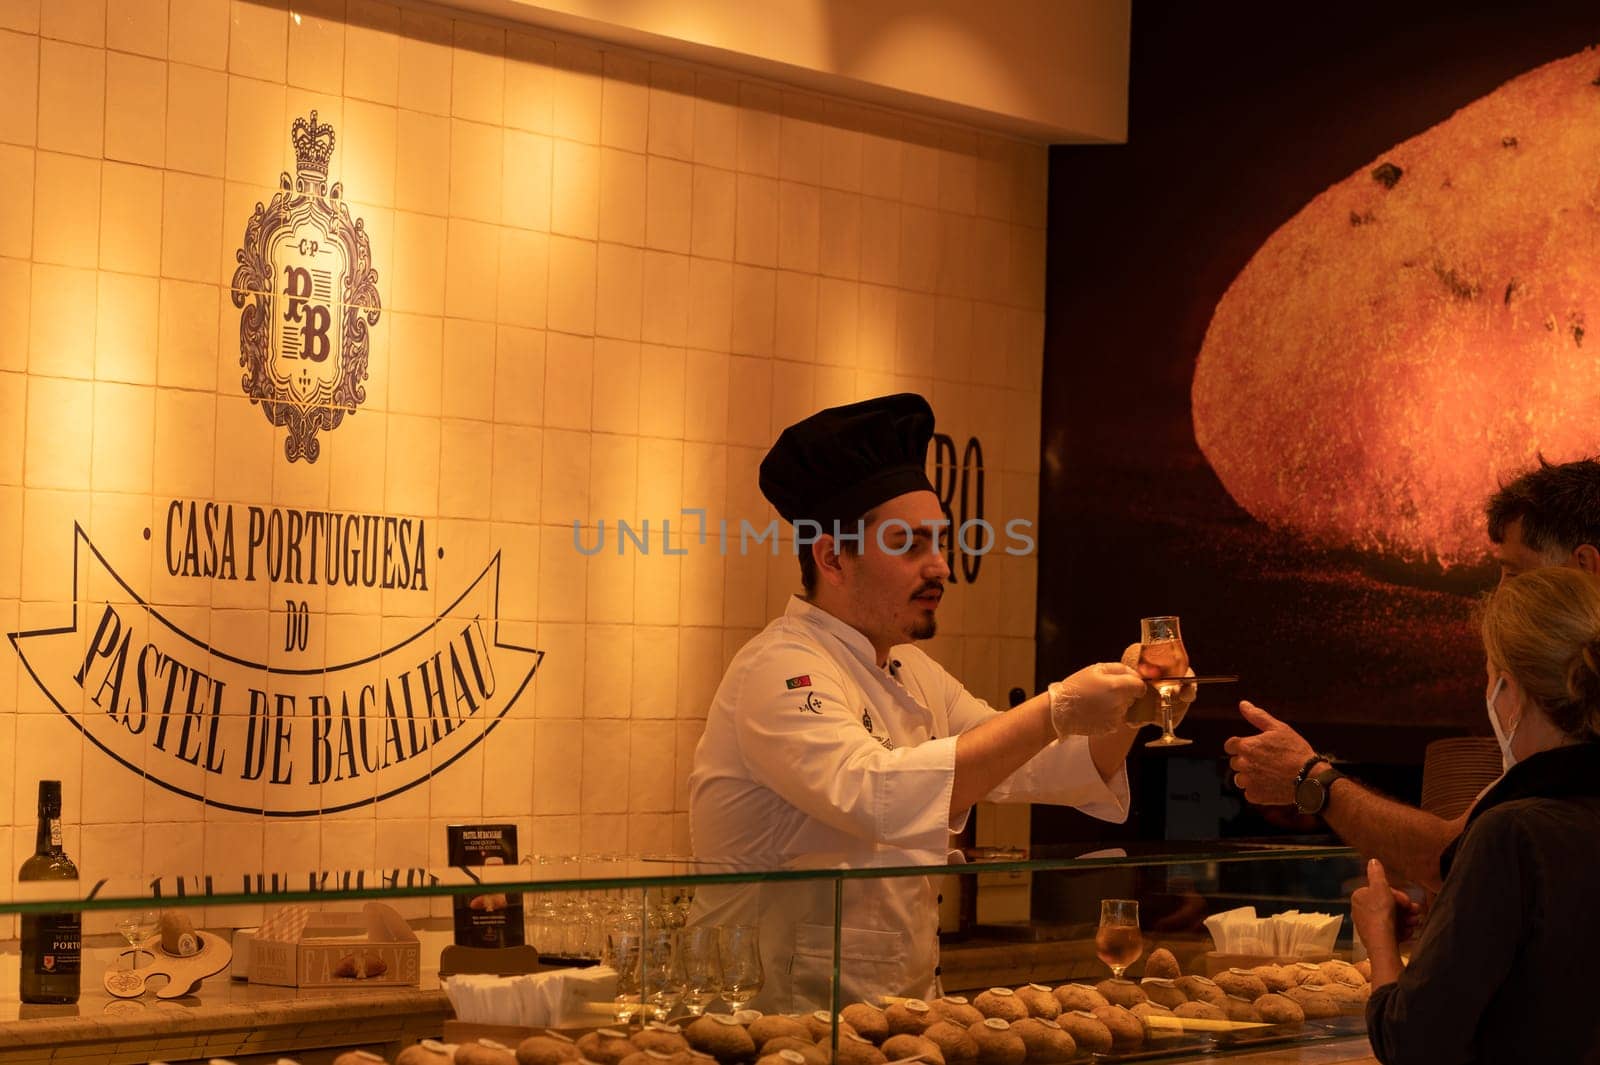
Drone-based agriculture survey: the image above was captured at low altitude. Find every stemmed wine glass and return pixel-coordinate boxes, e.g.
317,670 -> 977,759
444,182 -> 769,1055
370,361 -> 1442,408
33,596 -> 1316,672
1138,616 -> 1193,747
115,909 -> 160,971
644,930 -> 684,1021
608,929 -> 644,1024
1095,899 -> 1143,979
679,926 -> 723,1016
719,924 -> 763,1010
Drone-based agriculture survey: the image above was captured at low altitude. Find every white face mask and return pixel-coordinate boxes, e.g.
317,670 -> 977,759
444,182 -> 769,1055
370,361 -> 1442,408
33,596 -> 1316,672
1486,676 -> 1521,771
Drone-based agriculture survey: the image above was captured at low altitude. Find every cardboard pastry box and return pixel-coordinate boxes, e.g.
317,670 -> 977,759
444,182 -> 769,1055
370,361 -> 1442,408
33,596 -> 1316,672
248,901 -> 420,988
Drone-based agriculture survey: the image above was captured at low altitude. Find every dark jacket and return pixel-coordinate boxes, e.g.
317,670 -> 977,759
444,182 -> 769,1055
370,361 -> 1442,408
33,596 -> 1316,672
1367,742 -> 1600,1065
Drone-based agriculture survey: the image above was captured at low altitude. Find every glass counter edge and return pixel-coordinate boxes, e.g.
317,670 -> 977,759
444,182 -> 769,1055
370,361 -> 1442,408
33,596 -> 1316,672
0,844 -> 1359,914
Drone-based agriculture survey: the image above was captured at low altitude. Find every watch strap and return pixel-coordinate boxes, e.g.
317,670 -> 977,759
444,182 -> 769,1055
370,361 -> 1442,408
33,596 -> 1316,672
1294,753 -> 1334,787
1298,764 -> 1346,815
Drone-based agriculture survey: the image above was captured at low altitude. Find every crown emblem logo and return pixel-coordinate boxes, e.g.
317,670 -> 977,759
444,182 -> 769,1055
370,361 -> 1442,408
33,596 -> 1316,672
291,110 -> 336,181
231,112 -> 380,463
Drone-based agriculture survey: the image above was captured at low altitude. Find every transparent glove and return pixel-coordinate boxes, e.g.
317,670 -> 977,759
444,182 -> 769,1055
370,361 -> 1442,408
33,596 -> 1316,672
1121,642 -> 1198,729
1048,662 -> 1146,738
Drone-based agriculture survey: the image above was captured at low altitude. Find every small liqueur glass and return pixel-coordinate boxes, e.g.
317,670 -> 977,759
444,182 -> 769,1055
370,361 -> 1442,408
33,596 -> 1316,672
1095,898 -> 1143,979
1138,615 -> 1193,748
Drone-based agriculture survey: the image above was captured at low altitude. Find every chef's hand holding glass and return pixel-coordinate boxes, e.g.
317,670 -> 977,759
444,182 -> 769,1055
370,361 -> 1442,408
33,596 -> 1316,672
1048,662 -> 1148,737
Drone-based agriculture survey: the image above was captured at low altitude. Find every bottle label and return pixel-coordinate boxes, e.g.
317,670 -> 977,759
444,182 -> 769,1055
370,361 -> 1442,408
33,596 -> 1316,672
48,818 -> 61,850
28,913 -> 81,976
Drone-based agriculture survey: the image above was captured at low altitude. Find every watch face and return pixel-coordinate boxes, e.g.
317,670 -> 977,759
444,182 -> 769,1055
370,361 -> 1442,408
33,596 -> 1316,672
1295,777 -> 1323,814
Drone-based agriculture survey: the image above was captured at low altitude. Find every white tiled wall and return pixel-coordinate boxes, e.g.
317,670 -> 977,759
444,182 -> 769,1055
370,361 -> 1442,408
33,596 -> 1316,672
0,0 -> 1047,920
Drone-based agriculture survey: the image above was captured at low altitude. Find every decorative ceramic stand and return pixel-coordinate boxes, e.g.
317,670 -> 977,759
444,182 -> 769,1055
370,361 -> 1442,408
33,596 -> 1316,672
102,931 -> 234,999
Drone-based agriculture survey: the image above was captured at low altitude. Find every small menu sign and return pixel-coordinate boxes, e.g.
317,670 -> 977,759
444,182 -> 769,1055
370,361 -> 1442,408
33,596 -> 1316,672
447,823 -> 525,948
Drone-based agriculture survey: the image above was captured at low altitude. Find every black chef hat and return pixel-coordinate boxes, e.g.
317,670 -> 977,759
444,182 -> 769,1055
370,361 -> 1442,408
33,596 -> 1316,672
760,393 -> 936,529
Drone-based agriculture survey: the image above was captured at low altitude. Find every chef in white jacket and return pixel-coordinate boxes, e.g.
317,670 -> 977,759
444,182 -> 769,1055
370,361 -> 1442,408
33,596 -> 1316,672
689,393 -> 1149,1011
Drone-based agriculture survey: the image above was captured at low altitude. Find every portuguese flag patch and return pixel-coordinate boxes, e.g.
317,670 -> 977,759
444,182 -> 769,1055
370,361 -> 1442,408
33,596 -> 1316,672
785,675 -> 812,689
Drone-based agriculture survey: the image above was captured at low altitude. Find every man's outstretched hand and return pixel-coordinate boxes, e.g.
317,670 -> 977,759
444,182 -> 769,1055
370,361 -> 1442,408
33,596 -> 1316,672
1223,700 -> 1316,805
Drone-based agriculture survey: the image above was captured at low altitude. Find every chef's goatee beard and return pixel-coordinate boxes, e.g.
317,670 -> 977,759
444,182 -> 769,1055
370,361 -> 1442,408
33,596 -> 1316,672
911,617 -> 937,641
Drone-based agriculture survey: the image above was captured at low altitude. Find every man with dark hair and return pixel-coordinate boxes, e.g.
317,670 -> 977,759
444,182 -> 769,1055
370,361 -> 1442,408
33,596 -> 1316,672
1483,456 -> 1600,577
1225,456 -> 1600,891
689,394 -> 1151,1008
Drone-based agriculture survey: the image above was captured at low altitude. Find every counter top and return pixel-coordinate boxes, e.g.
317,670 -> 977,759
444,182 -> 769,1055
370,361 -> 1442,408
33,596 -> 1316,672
0,937 -> 450,1064
0,934 -> 1379,1065
1210,1040 -> 1376,1064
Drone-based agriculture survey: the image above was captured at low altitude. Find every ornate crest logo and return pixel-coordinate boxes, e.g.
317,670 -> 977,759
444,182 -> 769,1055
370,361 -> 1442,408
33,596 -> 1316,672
231,111 -> 381,463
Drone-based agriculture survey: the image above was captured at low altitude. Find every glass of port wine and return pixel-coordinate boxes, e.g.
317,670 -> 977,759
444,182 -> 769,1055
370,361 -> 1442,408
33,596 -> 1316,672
1138,616 -> 1193,748
1096,899 -> 1143,979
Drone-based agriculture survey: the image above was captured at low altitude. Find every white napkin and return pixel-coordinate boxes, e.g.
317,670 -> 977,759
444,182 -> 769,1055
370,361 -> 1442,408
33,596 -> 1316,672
1203,906 -> 1342,957
444,966 -> 619,1026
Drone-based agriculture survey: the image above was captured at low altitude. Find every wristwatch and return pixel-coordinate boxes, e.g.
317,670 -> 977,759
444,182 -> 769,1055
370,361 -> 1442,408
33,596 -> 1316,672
1294,756 -> 1344,815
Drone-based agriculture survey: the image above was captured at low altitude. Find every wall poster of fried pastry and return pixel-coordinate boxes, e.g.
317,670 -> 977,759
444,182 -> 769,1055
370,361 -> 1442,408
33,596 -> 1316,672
1044,5 -> 1600,736
448,824 -> 525,948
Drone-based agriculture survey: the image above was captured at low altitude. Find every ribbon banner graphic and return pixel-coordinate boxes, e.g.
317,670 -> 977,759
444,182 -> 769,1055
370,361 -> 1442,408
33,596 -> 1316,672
10,526 -> 541,816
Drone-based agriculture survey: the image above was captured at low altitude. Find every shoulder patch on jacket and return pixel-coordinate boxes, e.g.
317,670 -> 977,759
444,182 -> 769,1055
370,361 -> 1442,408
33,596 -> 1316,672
785,675 -> 812,689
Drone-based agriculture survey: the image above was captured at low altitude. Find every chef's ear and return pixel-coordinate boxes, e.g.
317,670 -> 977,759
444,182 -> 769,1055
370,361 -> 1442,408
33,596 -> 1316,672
1571,543 -> 1600,575
813,534 -> 849,586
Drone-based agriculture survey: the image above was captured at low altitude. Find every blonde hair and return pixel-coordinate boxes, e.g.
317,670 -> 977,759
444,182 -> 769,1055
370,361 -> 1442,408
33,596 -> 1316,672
1481,568 -> 1600,741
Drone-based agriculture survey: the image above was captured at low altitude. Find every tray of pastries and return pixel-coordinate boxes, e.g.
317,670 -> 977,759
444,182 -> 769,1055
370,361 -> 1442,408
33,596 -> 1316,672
382,946 -> 1373,1065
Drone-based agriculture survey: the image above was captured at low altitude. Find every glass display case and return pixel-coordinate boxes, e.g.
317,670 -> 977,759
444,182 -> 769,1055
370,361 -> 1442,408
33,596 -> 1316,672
0,842 -> 1373,1064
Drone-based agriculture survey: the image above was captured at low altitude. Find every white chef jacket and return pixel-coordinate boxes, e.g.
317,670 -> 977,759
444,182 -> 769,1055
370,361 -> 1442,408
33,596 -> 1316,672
688,596 -> 1130,1011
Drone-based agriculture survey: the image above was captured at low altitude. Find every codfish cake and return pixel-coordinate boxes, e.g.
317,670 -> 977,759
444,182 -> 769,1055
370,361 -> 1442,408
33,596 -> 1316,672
686,1016 -> 758,1061
457,1041 -> 517,1065
1252,994 -> 1306,1025
1055,1012 -> 1112,1055
836,1034 -> 887,1065
1050,985 -> 1107,1013
399,1043 -> 456,1065
965,1020 -> 1025,1065
1319,960 -> 1367,987
972,989 -> 1029,1023
1223,995 -> 1262,1023
1093,979 -> 1145,1008
931,997 -> 985,1028
1213,970 -> 1268,1000
1173,1001 -> 1226,1022
842,1004 -> 890,1044
637,1026 -> 692,1057
1089,1006 -> 1144,1051
880,1035 -> 942,1065
749,1019 -> 811,1048
1012,984 -> 1060,1021
1139,978 -> 1186,1009
578,1030 -> 636,1065
1251,965 -> 1296,993
518,1035 -> 582,1065
1173,975 -> 1226,1007
885,1001 -> 935,1037
1284,985 -> 1340,1020
1008,1018 -> 1076,1064
1143,947 -> 1181,980
1128,1002 -> 1172,1024
921,1021 -> 978,1065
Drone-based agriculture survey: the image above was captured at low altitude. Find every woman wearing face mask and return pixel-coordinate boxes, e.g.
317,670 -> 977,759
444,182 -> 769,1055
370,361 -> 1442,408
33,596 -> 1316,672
1353,567 -> 1600,1064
